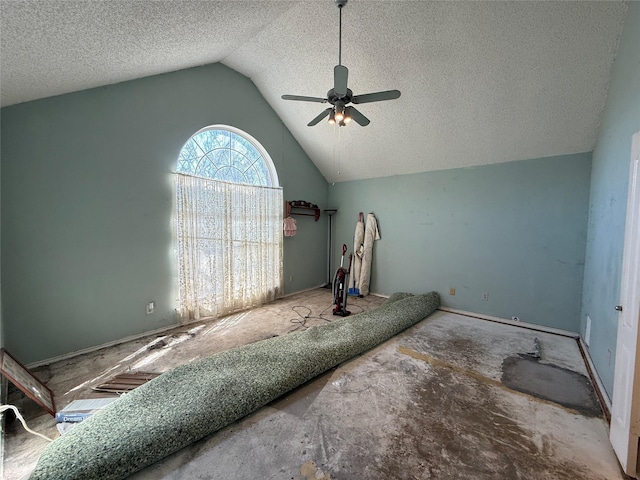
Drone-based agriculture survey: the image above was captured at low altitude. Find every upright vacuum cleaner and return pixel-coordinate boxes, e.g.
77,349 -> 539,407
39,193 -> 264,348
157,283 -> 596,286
333,243 -> 353,317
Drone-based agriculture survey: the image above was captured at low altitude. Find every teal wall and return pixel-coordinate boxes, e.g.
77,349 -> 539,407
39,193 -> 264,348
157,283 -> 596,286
1,7 -> 637,385
329,153 -> 592,332
581,2 -> 640,398
1,63 -> 328,364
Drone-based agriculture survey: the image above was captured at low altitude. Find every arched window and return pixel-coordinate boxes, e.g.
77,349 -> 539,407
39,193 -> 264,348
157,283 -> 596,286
174,126 -> 283,321
176,126 -> 279,186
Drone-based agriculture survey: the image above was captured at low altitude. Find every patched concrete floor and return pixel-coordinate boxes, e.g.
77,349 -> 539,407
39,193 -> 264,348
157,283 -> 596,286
3,289 -> 622,479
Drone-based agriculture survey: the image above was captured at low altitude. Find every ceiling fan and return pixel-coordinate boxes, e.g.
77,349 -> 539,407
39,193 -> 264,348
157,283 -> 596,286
281,0 -> 401,127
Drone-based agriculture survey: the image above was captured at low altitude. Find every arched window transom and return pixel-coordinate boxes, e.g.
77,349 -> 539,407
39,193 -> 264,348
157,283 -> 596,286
176,126 -> 278,187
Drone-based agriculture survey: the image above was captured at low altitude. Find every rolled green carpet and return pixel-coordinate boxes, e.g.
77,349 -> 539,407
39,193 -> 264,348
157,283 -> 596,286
30,291 -> 440,479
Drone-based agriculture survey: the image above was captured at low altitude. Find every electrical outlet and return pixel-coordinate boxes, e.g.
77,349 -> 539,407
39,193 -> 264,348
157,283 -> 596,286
482,293 -> 489,301
449,288 -> 456,296
146,302 -> 155,315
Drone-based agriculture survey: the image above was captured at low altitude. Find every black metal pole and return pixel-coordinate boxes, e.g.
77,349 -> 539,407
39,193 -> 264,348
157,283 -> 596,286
324,209 -> 337,287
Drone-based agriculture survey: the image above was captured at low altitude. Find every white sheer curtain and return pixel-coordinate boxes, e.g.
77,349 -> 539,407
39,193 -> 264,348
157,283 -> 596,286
175,173 -> 283,321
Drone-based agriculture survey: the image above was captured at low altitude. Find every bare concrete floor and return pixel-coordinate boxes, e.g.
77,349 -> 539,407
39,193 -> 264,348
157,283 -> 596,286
3,289 -> 622,479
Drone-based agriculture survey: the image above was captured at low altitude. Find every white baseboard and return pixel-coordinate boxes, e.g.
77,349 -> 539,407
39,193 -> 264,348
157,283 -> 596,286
437,306 -> 580,339
283,284 -> 327,297
370,291 -> 390,298
27,322 -> 183,369
579,337 -> 612,416
29,287 -> 326,368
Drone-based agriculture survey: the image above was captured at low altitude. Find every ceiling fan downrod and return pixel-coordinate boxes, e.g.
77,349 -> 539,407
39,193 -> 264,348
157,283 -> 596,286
336,0 -> 347,66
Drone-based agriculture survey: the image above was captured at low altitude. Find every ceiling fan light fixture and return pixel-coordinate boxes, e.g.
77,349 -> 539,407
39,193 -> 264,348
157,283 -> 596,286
334,102 -> 345,122
328,110 -> 336,125
343,107 -> 352,124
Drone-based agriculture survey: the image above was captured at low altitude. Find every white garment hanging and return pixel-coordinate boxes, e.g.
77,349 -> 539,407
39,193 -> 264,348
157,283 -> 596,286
352,212 -> 365,291
358,213 -> 380,296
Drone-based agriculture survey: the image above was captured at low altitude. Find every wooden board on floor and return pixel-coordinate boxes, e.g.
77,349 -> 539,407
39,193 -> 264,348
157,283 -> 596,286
0,348 -> 56,416
93,372 -> 159,393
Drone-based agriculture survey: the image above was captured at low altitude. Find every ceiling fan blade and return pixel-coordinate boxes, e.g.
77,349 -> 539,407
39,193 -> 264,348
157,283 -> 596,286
352,89 -> 401,104
346,106 -> 370,126
334,65 -> 349,97
308,108 -> 333,126
282,94 -> 328,103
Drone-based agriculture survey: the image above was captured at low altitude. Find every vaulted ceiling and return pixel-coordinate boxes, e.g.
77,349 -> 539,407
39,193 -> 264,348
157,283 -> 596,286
0,1 -> 628,182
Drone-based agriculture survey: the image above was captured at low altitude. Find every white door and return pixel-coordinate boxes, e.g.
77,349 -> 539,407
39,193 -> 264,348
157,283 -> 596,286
610,130 -> 640,477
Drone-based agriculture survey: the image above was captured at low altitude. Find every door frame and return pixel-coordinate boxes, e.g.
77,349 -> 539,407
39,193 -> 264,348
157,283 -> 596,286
610,130 -> 640,477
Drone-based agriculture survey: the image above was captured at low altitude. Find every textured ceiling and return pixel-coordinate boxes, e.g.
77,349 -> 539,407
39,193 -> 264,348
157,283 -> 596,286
0,1 -> 628,182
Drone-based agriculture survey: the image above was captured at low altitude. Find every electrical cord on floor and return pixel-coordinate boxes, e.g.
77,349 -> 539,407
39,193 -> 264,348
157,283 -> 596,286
288,305 -> 333,332
346,304 -> 365,316
0,405 -> 54,442
288,302 -> 366,332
